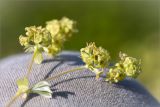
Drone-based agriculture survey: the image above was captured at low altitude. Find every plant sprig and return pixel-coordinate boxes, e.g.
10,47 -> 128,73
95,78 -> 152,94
7,17 -> 142,107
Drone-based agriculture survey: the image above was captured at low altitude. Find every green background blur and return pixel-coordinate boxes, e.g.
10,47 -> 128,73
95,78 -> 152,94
0,0 -> 160,101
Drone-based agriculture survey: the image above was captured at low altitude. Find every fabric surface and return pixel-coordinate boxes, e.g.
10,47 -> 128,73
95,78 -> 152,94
0,51 -> 159,107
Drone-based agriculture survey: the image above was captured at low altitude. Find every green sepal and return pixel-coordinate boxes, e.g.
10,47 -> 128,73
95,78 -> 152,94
33,48 -> 43,64
16,77 -> 29,98
85,65 -> 103,80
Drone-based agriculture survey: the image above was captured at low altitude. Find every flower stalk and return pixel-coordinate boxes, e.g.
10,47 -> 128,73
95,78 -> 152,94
26,53 -> 35,78
46,66 -> 86,81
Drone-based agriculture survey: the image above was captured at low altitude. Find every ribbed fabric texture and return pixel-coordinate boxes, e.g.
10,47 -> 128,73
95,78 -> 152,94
0,51 -> 159,107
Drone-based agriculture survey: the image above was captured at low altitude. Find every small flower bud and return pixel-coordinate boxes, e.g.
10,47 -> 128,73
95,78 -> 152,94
60,17 -> 76,35
19,35 -> 28,46
46,17 -> 76,42
106,63 -> 126,83
80,42 -> 110,69
121,53 -> 142,78
46,20 -> 60,37
81,42 -> 110,79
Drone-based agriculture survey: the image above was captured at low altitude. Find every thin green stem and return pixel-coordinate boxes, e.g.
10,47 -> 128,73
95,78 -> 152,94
26,53 -> 35,78
6,53 -> 35,107
6,93 -> 23,107
45,66 -> 86,81
7,53 -> 35,107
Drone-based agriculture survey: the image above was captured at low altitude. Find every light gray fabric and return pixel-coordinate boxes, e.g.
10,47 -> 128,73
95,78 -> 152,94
0,51 -> 159,107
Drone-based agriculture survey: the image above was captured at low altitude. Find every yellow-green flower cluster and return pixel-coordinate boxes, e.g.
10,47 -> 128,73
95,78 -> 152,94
19,26 -> 53,64
80,42 -> 110,79
80,42 -> 141,83
119,52 -> 141,78
46,17 -> 76,43
19,26 -> 52,51
106,63 -> 126,83
80,42 -> 110,69
19,17 -> 76,64
106,52 -> 142,83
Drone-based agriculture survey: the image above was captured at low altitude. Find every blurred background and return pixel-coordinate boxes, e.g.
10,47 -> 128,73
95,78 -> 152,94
0,0 -> 160,101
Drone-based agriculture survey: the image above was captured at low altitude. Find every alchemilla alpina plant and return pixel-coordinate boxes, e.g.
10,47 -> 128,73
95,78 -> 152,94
7,17 -> 142,107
